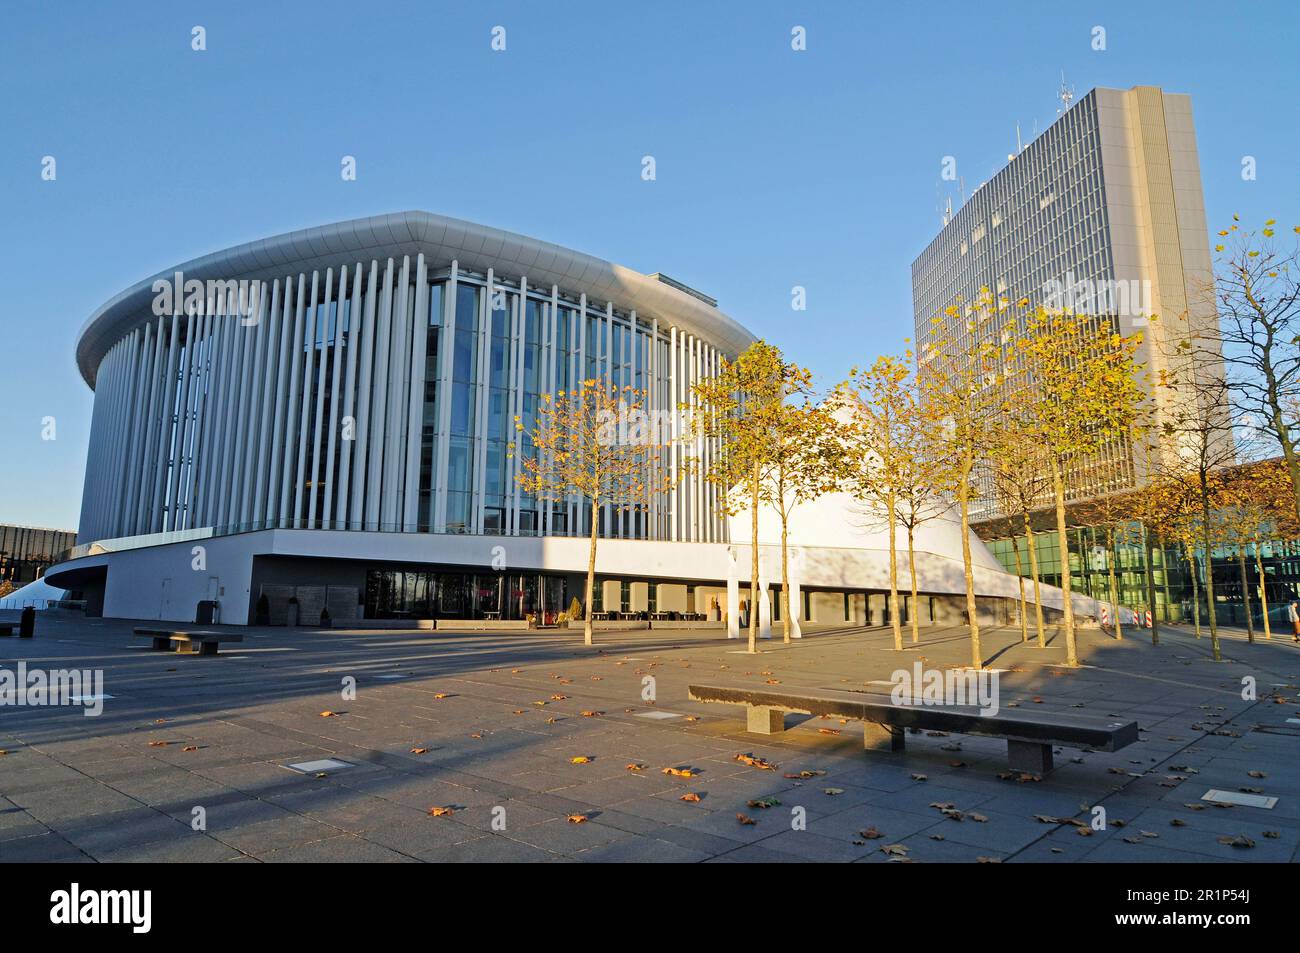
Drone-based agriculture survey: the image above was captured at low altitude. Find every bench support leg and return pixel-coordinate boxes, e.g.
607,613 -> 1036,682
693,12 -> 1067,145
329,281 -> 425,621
198,641 -> 219,657
746,706 -> 785,734
1007,740 -> 1054,775
151,637 -> 171,651
864,722 -> 905,753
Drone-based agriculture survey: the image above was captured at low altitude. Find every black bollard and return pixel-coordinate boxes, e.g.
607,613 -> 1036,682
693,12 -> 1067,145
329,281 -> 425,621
19,606 -> 35,638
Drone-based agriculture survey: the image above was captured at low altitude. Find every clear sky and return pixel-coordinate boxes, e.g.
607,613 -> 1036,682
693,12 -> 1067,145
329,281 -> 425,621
2,0 -> 1297,531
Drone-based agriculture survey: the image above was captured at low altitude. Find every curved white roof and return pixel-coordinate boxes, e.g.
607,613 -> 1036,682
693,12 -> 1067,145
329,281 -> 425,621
76,210 -> 756,388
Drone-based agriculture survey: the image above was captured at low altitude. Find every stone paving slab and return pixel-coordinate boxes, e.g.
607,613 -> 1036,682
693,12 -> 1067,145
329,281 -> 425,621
1,613 -> 1298,862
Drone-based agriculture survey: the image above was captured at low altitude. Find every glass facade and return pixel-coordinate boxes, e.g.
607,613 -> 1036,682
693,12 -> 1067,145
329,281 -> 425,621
985,522 -> 1300,627
364,568 -> 568,622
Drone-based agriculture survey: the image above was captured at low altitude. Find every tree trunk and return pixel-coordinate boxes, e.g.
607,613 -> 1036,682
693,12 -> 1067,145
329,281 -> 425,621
1106,525 -> 1122,641
1238,550 -> 1255,643
1255,536 -> 1272,640
1011,533 -> 1028,643
958,470 -> 981,669
1186,546 -> 1202,638
1050,457 -> 1079,667
780,511 -> 791,644
749,460 -> 760,655
907,522 -> 921,644
1200,488 -> 1221,661
584,501 -> 599,647
1143,524 -> 1160,646
887,490 -> 902,651
1023,509 -> 1046,647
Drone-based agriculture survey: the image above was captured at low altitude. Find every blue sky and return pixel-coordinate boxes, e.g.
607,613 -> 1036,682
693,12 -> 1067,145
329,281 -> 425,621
2,0 -> 1297,530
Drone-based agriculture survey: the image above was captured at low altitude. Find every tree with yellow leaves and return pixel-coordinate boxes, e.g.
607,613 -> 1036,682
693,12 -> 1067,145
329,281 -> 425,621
691,341 -> 790,654
834,354 -> 914,651
767,396 -> 840,643
514,380 -> 671,646
917,294 -> 1011,669
987,416 -> 1052,647
1013,307 -> 1144,667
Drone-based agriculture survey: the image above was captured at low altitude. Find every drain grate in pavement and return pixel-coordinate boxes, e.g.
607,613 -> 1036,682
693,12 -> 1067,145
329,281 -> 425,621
285,758 -> 353,774
1202,789 -> 1277,809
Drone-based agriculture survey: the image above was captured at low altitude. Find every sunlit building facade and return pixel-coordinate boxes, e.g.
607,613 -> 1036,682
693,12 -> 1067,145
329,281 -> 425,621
912,85 -> 1225,518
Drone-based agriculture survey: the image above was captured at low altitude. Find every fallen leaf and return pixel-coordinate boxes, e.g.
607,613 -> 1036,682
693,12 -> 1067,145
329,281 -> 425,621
428,806 -> 455,817
735,753 -> 777,770
736,813 -> 757,826
410,747 -> 429,755
570,755 -> 592,764
625,763 -> 645,772
662,766 -> 695,778
679,792 -> 702,802
567,814 -> 589,824
319,711 -> 338,718
1216,834 -> 1256,849
747,796 -> 781,809
859,826 -> 884,839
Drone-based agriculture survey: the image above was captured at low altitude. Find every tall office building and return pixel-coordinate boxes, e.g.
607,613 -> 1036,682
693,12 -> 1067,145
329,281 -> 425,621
911,85 -> 1225,518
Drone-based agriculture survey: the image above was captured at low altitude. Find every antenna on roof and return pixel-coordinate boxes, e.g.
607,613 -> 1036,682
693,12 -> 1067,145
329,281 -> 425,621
1057,70 -> 1074,113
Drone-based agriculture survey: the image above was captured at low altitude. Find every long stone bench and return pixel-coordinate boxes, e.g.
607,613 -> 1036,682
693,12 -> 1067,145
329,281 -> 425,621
134,627 -> 243,657
687,683 -> 1139,775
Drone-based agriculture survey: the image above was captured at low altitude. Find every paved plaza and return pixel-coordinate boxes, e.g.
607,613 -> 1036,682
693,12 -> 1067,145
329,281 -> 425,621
1,612 -> 1298,863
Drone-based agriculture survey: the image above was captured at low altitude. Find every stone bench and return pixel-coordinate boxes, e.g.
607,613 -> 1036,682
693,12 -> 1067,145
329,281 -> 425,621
687,683 -> 1139,775
134,627 -> 243,657
0,624 -> 12,637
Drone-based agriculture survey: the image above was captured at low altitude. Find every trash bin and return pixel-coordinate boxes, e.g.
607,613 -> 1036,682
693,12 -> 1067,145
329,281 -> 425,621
196,600 -> 219,625
19,606 -> 35,638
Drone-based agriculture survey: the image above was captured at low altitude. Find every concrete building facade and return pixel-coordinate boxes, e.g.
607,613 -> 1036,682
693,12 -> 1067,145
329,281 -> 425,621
48,211 -> 1087,629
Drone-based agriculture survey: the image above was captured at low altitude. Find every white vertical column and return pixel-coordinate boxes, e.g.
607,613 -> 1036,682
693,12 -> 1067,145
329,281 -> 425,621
669,325 -> 679,542
402,254 -> 429,532
381,256 -> 411,531
150,311 -> 180,534
108,329 -> 142,536
166,310 -> 197,531
432,261 -> 458,533
508,277 -> 528,536
292,272 -> 320,528
252,280 -> 284,527
199,297 -> 233,528
277,275 -> 306,525
470,270 -> 493,534
350,261 -> 379,530
180,311 -> 211,531
232,282 -> 267,530
335,264 -> 364,528
205,300 -> 233,529
218,287 -> 256,531
364,259 -> 395,531
308,269 -> 334,527
322,266 -> 349,528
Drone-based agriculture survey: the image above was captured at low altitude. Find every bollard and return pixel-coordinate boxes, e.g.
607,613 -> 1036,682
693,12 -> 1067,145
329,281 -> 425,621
19,606 -> 35,638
